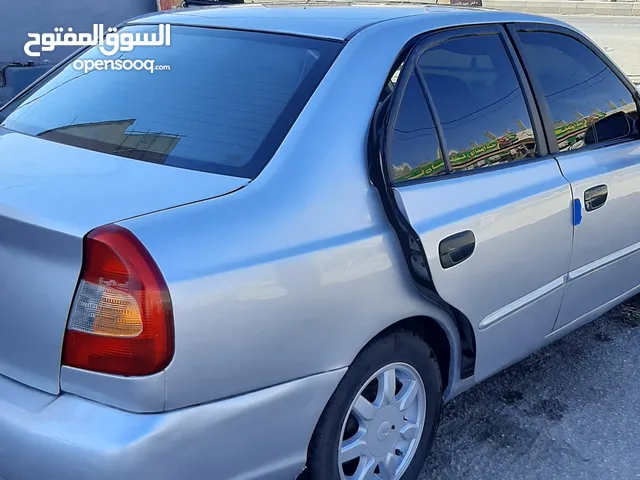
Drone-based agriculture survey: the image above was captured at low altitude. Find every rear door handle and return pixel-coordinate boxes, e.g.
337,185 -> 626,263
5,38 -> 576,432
439,230 -> 476,269
584,184 -> 608,212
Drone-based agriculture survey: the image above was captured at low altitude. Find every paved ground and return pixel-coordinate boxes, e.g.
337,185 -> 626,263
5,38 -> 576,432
551,14 -> 640,78
420,16 -> 640,478
423,297 -> 640,479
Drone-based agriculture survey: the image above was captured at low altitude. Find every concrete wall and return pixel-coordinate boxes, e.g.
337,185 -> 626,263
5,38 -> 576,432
0,0 -> 158,64
478,0 -> 640,15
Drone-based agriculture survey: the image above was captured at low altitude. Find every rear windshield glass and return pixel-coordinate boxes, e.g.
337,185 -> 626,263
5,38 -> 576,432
0,25 -> 341,178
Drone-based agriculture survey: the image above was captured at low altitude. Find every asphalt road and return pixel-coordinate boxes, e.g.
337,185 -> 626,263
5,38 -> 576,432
422,297 -> 640,479
419,16 -> 640,479
551,14 -> 640,78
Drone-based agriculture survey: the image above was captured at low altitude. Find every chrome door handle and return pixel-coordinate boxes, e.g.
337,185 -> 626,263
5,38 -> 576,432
584,184 -> 608,212
439,230 -> 476,269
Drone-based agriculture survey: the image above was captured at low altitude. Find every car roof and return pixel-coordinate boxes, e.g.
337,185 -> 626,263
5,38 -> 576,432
127,3 -> 565,41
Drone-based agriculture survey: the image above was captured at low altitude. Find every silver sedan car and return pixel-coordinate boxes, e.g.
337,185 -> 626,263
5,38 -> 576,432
0,4 -> 639,480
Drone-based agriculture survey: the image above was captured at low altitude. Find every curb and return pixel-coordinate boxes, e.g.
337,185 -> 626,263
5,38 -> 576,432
257,0 -> 640,16
482,0 -> 640,16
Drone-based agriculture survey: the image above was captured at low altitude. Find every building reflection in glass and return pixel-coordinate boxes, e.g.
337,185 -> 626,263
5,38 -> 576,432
37,119 -> 182,164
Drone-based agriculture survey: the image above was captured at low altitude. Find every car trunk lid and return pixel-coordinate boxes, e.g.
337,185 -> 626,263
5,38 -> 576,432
0,129 -> 247,394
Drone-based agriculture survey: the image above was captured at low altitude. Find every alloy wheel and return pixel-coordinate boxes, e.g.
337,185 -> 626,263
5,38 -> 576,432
338,362 -> 427,480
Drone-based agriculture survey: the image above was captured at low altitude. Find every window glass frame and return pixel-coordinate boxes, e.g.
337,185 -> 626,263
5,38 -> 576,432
386,69 -> 447,183
385,25 -> 548,187
509,23 -> 640,156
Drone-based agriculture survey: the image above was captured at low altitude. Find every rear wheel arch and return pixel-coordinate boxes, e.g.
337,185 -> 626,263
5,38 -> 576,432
342,310 -> 472,399
367,315 -> 463,397
300,314 -> 471,480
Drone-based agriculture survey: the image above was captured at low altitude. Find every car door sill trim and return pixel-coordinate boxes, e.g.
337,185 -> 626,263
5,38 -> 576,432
479,275 -> 566,330
568,239 -> 640,281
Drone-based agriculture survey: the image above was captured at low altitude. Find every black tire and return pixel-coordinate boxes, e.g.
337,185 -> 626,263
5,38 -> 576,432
307,331 -> 442,480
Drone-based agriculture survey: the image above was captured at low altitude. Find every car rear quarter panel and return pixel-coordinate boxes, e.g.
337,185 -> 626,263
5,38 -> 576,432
121,11 -> 575,411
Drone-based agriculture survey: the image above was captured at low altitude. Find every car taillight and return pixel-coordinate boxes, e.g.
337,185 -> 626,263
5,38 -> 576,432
62,224 -> 174,376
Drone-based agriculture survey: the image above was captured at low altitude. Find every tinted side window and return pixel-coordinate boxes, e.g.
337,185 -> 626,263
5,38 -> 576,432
388,72 -> 444,183
418,34 -> 538,173
519,31 -> 639,152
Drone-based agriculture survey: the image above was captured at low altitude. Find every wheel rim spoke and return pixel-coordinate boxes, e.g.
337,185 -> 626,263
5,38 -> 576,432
353,455 -> 377,480
400,421 -> 418,441
380,453 -> 398,479
340,434 -> 369,464
397,379 -> 419,412
352,395 -> 377,421
379,368 -> 397,406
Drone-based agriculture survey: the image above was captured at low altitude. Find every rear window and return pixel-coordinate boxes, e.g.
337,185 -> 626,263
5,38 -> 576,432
0,25 -> 341,178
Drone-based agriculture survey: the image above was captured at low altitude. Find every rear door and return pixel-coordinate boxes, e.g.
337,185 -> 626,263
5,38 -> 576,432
511,24 -> 640,331
386,25 -> 574,380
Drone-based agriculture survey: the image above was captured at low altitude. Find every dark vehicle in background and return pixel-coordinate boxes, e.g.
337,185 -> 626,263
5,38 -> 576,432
0,0 -> 243,108
0,62 -> 52,107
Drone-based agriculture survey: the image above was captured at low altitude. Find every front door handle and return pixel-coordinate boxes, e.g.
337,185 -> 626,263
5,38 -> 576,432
584,184 -> 608,212
439,230 -> 476,269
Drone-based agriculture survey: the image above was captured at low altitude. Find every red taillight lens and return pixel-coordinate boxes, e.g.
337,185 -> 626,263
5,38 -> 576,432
62,225 -> 174,376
